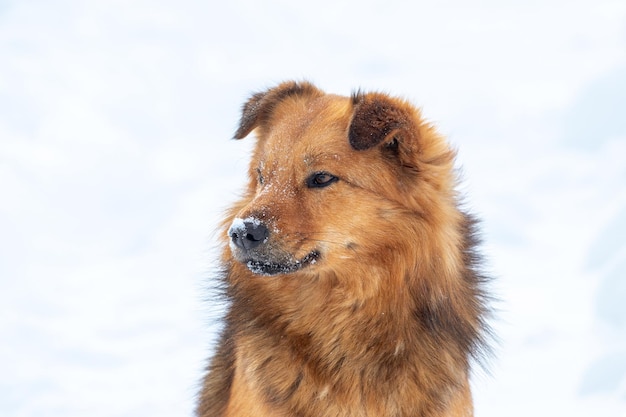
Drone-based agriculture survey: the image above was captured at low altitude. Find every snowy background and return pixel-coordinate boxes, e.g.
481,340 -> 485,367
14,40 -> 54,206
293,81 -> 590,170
1,1 -> 626,416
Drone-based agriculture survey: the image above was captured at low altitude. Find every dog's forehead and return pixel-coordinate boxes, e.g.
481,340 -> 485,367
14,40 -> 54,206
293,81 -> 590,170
259,94 -> 353,163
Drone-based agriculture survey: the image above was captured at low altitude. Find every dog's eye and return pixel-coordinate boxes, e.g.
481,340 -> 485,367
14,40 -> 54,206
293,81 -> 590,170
256,168 -> 264,185
307,172 -> 338,188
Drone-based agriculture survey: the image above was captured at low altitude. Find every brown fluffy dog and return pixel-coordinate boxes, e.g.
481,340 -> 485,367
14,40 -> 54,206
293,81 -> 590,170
197,81 -> 490,417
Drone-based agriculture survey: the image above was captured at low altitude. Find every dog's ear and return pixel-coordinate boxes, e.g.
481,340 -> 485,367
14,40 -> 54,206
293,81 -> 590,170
348,92 -> 421,169
234,81 -> 323,139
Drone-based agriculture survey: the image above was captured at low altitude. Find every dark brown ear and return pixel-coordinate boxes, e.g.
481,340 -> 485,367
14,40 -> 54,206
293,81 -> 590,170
348,91 -> 419,153
233,81 -> 323,139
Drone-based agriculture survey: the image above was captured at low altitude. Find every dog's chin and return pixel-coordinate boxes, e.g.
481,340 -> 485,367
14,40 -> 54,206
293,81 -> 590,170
243,251 -> 320,276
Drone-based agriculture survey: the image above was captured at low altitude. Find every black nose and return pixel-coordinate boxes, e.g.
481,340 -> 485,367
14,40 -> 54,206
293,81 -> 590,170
229,220 -> 269,251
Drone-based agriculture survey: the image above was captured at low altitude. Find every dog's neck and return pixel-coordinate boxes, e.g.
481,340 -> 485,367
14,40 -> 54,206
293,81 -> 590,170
226,263 -> 476,416
222,209 -> 487,415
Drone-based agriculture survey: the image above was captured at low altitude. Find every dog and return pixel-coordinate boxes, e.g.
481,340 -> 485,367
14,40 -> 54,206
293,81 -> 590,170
197,81 -> 491,417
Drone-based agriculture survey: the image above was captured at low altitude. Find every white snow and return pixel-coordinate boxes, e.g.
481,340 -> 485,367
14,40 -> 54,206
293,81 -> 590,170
229,216 -> 261,233
1,1 -> 626,416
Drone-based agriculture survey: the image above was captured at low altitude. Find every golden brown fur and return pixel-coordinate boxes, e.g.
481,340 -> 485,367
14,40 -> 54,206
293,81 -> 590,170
197,81 -> 490,417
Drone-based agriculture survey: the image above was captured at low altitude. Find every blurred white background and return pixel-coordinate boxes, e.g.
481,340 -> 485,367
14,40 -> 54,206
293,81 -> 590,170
1,1 -> 625,416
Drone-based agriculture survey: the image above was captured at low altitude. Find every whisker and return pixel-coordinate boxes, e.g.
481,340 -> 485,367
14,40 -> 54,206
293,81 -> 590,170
276,233 -> 352,248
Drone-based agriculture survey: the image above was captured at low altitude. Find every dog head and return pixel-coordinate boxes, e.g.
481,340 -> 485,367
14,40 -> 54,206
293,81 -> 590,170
225,81 -> 458,277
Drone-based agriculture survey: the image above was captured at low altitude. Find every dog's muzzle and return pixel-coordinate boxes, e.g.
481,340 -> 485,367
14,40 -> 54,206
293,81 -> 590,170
228,217 -> 319,276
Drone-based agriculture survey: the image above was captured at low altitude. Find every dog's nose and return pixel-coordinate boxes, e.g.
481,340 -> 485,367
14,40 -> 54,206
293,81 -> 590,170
229,220 -> 269,251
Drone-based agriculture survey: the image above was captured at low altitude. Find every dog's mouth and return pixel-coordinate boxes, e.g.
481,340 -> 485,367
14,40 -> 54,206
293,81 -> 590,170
244,250 -> 320,276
